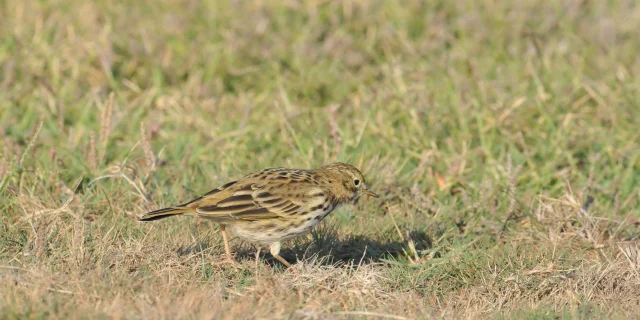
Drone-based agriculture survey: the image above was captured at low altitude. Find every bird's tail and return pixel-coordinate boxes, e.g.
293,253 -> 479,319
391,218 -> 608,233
138,206 -> 193,221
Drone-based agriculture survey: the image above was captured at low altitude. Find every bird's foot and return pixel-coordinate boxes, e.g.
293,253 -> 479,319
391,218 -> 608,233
211,256 -> 242,268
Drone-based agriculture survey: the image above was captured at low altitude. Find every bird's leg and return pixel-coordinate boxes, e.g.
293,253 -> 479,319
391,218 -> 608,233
220,224 -> 234,260
213,224 -> 240,267
269,242 -> 292,268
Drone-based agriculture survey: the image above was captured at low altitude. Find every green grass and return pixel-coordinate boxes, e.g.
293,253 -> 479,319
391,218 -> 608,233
1,0 -> 639,318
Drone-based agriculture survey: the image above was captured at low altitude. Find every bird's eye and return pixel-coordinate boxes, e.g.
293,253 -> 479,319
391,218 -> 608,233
353,179 -> 360,186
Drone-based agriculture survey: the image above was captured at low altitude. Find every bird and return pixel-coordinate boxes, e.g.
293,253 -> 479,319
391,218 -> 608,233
138,162 -> 379,267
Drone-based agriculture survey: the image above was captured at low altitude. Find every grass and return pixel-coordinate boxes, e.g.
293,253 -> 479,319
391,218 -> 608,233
1,0 -> 639,318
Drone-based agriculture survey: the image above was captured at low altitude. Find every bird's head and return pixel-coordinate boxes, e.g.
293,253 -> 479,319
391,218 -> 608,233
316,162 -> 379,203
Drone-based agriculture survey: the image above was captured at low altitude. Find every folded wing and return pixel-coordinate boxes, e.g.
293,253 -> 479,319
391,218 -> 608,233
189,180 -> 324,221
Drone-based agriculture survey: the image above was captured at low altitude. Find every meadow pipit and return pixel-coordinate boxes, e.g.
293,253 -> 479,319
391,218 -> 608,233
139,162 -> 378,267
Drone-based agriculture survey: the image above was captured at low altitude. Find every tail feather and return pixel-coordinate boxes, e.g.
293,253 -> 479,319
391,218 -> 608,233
139,206 -> 192,221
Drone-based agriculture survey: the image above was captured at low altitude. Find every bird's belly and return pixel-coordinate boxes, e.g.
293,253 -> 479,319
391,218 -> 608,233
229,209 -> 331,244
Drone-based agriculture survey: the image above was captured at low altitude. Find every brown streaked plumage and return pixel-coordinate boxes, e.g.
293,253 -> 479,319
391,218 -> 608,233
139,162 -> 378,267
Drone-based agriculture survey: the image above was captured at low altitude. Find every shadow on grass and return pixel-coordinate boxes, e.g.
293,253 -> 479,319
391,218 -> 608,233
173,224 -> 432,268
238,225 -> 433,267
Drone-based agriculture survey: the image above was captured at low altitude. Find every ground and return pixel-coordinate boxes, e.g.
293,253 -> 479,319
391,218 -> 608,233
1,0 -> 639,319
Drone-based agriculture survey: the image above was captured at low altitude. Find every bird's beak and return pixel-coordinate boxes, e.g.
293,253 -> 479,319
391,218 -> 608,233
363,187 -> 379,198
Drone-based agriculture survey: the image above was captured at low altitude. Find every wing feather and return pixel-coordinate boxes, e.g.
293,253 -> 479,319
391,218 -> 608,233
189,177 -> 325,221
216,194 -> 254,207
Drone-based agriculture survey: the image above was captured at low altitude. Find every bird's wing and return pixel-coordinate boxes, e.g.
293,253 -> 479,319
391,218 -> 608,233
188,180 -> 326,221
